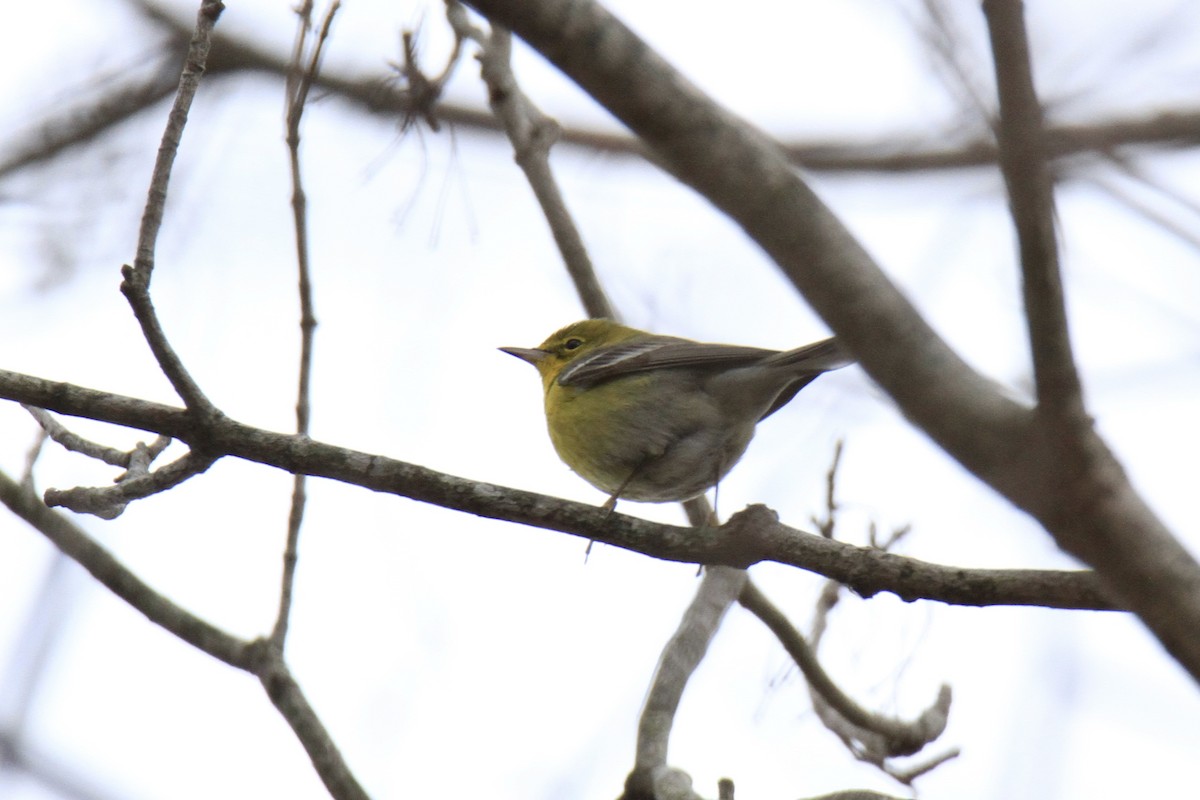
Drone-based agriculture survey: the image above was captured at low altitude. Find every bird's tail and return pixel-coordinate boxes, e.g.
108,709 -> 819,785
763,337 -> 854,374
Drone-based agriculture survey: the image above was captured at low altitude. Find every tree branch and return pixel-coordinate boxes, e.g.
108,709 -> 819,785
120,0 -> 224,418
0,469 -> 252,668
626,567 -> 747,799
739,580 -> 956,763
42,449 -> 215,520
983,0 -> 1082,416
250,641 -> 369,800
452,4 -> 614,319
25,404 -> 200,521
974,0 -> 1200,682
8,0 -> 1200,184
0,368 -> 1116,612
794,445 -> 959,783
271,0 -> 339,651
0,469 -> 369,800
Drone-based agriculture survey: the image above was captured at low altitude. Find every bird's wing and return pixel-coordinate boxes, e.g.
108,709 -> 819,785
557,335 -> 780,387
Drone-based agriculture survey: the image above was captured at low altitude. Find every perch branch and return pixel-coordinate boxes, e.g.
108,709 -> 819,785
0,368 -> 1117,612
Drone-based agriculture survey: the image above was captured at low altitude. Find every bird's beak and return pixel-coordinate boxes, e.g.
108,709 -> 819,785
499,346 -> 549,366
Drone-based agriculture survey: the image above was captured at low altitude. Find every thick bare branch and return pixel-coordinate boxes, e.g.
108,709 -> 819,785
975,1 -> 1200,682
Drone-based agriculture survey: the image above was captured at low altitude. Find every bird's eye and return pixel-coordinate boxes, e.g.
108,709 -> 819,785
564,338 -> 584,350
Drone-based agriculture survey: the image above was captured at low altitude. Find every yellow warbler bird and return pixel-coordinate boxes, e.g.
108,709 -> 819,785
500,319 -> 852,508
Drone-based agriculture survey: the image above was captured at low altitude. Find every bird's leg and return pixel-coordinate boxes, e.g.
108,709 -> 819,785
584,464 -> 645,561
709,456 -> 725,523
689,462 -> 727,577
601,462 -> 646,519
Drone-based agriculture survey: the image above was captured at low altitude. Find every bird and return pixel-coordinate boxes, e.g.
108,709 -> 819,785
500,319 -> 852,509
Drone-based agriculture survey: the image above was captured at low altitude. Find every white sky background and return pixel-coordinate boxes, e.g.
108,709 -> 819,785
1,0 -> 1199,798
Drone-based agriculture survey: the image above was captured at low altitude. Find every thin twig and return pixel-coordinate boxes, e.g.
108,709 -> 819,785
387,24 -> 463,132
982,0 -> 1083,417
800,445 -> 958,783
120,0 -> 224,418
812,440 -> 843,538
1082,158 -> 1200,252
129,0 -> 223,286
23,404 -> 133,467
741,581 -> 951,758
43,450 -> 215,520
251,641 -> 370,800
24,405 -> 172,472
120,266 -> 221,418
25,404 -> 189,518
272,0 -> 339,651
1108,150 -> 1200,222
972,13 -> 1200,677
742,583 -> 960,788
1093,175 -> 1200,250
914,0 -> 994,126
20,429 -> 48,489
451,3 -> 614,319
